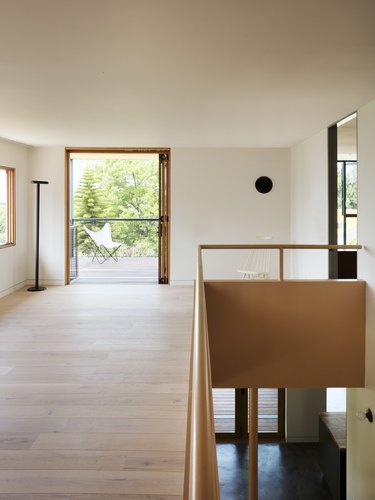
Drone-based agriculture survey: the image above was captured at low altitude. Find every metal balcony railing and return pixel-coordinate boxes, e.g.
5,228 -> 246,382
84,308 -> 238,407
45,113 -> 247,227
71,217 -> 159,259
69,224 -> 78,281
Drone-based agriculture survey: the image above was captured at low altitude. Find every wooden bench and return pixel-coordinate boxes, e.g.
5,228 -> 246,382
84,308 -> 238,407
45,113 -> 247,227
319,412 -> 346,500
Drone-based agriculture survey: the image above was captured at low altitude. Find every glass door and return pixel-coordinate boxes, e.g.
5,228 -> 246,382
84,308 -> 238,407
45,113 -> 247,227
66,149 -> 170,284
213,388 -> 285,440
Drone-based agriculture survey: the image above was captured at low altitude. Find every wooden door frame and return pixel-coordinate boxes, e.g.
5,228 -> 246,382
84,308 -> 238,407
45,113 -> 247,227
64,147 -> 170,285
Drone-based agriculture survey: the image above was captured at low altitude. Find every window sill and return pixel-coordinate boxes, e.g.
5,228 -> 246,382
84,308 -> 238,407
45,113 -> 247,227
0,243 -> 16,250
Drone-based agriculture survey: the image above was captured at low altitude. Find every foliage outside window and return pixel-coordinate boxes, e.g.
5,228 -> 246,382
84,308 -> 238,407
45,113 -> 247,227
72,158 -> 158,257
0,166 -> 15,247
337,161 -> 357,245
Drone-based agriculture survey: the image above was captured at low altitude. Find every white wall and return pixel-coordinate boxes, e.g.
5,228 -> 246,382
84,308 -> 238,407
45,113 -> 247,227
0,144 -> 66,292
347,98 -> 375,500
171,148 -> 291,283
26,147 -> 292,286
290,129 -> 328,278
28,147 -> 66,285
288,130 -> 329,441
286,388 -> 327,442
1,145 -> 292,289
0,138 -> 30,296
338,120 -> 357,160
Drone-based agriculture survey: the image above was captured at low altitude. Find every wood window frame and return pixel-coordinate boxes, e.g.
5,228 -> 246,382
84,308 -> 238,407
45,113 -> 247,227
0,166 -> 15,249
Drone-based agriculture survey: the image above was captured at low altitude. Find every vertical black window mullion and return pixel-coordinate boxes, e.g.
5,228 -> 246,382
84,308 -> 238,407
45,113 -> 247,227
235,388 -> 248,437
342,161 -> 347,244
328,125 -> 338,278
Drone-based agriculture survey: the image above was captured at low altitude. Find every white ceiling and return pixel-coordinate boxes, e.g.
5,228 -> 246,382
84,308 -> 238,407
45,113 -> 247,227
0,0 -> 374,148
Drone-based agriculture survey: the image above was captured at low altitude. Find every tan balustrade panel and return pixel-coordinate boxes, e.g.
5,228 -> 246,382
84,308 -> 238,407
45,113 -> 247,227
205,280 -> 365,388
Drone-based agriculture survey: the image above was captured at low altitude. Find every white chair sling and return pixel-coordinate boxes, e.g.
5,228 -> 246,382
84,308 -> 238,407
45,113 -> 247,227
84,223 -> 124,264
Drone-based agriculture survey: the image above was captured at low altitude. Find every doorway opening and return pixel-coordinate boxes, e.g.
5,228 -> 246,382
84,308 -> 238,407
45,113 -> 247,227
213,388 -> 285,441
65,148 -> 170,284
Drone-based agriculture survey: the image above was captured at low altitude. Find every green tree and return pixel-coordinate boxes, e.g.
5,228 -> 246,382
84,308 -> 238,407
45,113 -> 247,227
337,162 -> 357,210
74,167 -> 106,254
95,159 -> 159,256
73,159 -> 159,257
74,167 -> 106,219
337,162 -> 358,244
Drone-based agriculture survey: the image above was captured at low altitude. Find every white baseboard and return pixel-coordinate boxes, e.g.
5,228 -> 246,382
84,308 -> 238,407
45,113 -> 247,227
0,280 -> 28,299
285,436 -> 319,443
27,279 -> 66,286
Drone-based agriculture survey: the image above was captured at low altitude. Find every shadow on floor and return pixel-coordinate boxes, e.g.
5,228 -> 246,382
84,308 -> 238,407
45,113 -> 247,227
217,442 -> 333,500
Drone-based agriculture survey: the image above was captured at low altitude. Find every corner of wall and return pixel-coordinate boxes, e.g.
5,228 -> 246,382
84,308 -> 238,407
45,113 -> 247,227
0,137 -> 31,295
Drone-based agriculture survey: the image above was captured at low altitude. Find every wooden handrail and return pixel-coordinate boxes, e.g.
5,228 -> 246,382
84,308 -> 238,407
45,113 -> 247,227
200,244 -> 361,281
183,247 -> 220,500
200,244 -> 362,250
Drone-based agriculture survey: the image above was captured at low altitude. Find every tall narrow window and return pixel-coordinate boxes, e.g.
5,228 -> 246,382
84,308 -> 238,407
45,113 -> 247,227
0,166 -> 15,247
328,112 -> 357,279
337,113 -> 357,246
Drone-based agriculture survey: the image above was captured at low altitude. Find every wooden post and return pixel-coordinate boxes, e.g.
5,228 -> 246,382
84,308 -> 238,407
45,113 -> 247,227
279,248 -> 284,281
249,388 -> 258,500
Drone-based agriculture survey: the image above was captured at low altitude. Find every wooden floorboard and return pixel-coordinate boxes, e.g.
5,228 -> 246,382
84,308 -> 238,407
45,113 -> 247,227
0,284 -> 193,498
0,496 -> 181,500
0,470 -> 183,494
213,388 -> 279,433
76,256 -> 158,283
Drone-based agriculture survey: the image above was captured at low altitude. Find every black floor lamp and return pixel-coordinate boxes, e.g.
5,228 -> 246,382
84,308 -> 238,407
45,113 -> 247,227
28,180 -> 49,292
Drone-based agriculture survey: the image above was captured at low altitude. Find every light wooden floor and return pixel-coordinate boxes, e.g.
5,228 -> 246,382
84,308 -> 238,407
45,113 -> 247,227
0,284 -> 193,499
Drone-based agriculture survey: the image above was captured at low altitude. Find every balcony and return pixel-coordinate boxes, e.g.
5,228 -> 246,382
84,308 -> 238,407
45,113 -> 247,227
70,218 -> 159,283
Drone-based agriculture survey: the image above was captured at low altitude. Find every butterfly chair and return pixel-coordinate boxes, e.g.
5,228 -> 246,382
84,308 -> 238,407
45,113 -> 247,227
84,223 -> 124,264
237,236 -> 272,279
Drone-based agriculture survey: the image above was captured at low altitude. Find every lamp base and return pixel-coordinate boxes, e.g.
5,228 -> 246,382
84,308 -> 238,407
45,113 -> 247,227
27,286 -> 47,292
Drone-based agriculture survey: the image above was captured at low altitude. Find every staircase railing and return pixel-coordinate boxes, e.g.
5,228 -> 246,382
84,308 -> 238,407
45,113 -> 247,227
183,247 -> 220,499
184,243 -> 362,500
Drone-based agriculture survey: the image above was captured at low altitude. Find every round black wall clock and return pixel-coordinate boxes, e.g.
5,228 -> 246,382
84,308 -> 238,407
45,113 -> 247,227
255,176 -> 273,194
